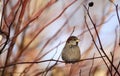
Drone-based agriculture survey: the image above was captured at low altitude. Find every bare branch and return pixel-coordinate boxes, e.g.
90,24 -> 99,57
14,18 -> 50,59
89,53 -> 95,76
0,56 -> 105,69
84,4 -> 120,75
84,12 -> 111,74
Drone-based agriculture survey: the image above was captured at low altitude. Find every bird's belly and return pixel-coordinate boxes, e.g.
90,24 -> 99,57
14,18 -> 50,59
66,49 -> 80,61
62,47 -> 80,62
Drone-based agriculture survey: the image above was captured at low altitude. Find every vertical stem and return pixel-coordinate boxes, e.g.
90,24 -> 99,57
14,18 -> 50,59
84,5 -> 120,75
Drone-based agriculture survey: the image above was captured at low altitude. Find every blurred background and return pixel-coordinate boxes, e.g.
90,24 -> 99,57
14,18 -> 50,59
0,0 -> 120,76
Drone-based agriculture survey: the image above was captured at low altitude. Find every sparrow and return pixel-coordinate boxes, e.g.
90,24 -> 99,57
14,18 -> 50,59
62,36 -> 81,64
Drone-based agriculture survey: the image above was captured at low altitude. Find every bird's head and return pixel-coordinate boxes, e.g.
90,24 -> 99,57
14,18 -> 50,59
66,36 -> 79,46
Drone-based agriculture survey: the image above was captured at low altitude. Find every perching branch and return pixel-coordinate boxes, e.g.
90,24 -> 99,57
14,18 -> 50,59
0,56 -> 105,69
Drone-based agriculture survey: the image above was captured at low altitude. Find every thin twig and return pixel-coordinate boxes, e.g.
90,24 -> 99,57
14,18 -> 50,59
34,50 -> 61,76
14,1 -> 78,74
84,5 -> 120,75
1,0 -> 23,75
79,69 -> 81,76
109,0 -> 120,46
113,61 -> 120,76
110,52 -> 114,76
115,5 -> 120,46
84,13 -> 111,74
89,53 -> 95,76
0,56 -> 105,69
42,42 -> 60,76
70,26 -> 75,36
15,0 -> 77,63
0,0 -> 5,28
38,1 -> 81,61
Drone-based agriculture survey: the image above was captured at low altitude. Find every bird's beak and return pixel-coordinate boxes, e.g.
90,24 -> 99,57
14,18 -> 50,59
76,39 -> 80,42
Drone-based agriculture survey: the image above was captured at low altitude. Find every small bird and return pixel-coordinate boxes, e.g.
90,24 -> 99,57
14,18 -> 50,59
62,36 -> 81,64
